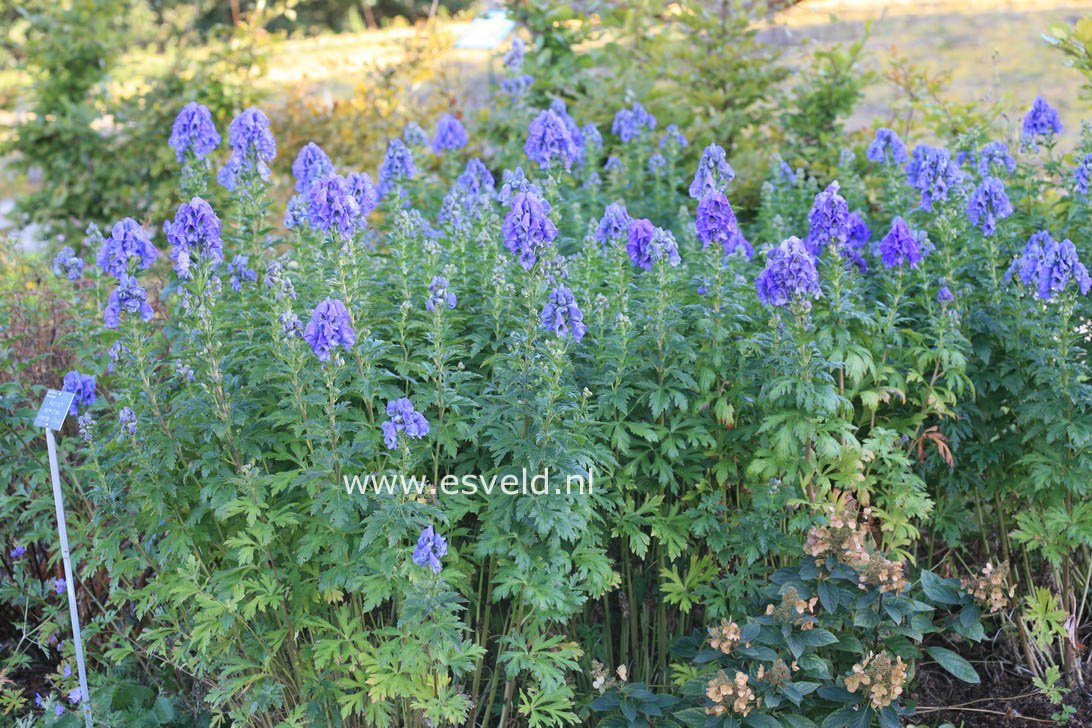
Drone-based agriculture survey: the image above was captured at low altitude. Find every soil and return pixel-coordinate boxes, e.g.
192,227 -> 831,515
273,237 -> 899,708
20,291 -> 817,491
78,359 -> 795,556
911,648 -> 1092,727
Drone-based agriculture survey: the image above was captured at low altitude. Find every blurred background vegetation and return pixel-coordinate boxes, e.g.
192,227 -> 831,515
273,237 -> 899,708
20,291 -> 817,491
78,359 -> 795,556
0,0 -> 1090,246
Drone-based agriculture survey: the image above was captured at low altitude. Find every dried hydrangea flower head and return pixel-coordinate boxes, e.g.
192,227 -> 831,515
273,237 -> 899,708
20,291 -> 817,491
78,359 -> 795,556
962,561 -> 1014,613
704,670 -> 759,717
707,620 -> 742,655
845,652 -> 908,709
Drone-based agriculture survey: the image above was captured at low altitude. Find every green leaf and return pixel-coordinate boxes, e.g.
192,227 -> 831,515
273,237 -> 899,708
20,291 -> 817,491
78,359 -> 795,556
926,646 -> 980,683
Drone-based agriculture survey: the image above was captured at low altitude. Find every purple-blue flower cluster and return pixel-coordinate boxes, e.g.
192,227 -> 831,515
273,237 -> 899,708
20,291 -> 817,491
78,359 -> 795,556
755,236 -> 821,308
1022,96 -> 1062,144
307,173 -> 361,239
1075,153 -> 1092,195
540,285 -> 586,343
61,371 -> 96,416
803,181 -> 850,256
689,143 -> 735,199
695,192 -> 752,260
52,247 -> 84,281
119,406 -> 137,435
382,398 -> 430,450
525,109 -> 579,171
431,113 -> 469,154
659,124 -> 687,150
966,177 -> 1014,236
97,218 -> 157,279
104,275 -> 155,329
504,37 -> 525,70
291,142 -> 334,194
412,525 -> 447,573
303,297 -> 356,362
977,141 -> 1016,176
878,217 -> 925,269
164,197 -> 223,278
377,138 -> 417,199
594,203 -> 631,250
226,255 -> 256,291
168,102 -> 220,163
217,107 -> 276,191
865,128 -> 908,166
426,276 -> 457,312
611,101 -> 656,143
502,191 -> 557,269
1006,231 -> 1092,300
347,172 -> 379,230
905,145 -> 963,211
626,218 -> 680,270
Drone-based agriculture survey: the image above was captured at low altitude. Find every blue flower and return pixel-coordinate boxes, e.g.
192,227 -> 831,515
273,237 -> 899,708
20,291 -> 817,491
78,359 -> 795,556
96,218 -> 157,280
1007,230 -> 1091,300
878,217 -> 925,269
905,145 -> 963,211
164,197 -> 223,278
1022,95 -> 1062,144
804,181 -> 851,257
659,124 -> 687,150
426,276 -> 457,312
54,578 -> 66,595
648,152 -> 666,176
77,413 -> 95,442
67,687 -> 81,705
1075,153 -> 1092,195
291,142 -> 334,193
604,155 -> 623,173
307,173 -> 361,239
937,284 -> 955,303
594,203 -> 632,250
550,99 -> 585,162
755,236 -> 821,308
695,192 -> 752,260
218,107 -> 276,190
118,406 -> 137,435
10,545 -> 25,559
847,211 -> 870,246
582,123 -> 602,154
378,138 -> 417,199
55,704 -> 64,717
626,218 -> 680,270
51,247 -> 84,281
689,143 -> 735,200
61,371 -> 95,416
412,525 -> 447,573
347,172 -> 379,229
541,285 -> 586,343
383,398 -> 430,449
504,37 -> 525,70
403,121 -> 429,148
502,191 -> 557,270
497,166 -> 540,206
168,102 -> 220,163
104,275 -> 154,329
967,177 -> 1014,236
457,157 -> 496,197
303,297 -> 356,362
226,255 -> 256,291
501,74 -> 534,99
978,141 -> 1016,176
865,128 -> 909,165
611,101 -> 656,143
525,109 -> 579,171
431,113 -> 469,153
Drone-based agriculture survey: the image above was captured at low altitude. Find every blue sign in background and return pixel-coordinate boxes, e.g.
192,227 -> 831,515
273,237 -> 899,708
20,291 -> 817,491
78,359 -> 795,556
34,389 -> 75,430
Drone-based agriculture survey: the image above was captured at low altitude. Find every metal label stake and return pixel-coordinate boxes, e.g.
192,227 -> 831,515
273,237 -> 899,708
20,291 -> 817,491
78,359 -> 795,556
34,389 -> 92,728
